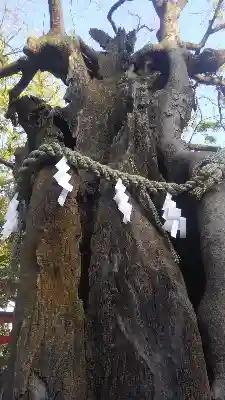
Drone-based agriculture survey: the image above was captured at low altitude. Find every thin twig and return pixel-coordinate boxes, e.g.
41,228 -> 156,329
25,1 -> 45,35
128,11 -> 141,30
137,25 -> 154,34
6,28 -> 23,46
3,50 -> 23,58
128,12 -> 154,34
199,95 -> 218,108
217,88 -> 225,131
188,100 -> 203,144
196,0 -> 225,54
0,5 -> 7,31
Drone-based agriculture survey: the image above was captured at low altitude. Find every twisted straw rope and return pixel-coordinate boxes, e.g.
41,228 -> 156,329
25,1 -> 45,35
17,140 -> 225,264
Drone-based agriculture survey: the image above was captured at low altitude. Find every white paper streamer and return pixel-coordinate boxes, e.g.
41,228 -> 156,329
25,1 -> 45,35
162,193 -> 186,238
1,192 -> 19,239
114,179 -> 132,224
54,157 -> 73,206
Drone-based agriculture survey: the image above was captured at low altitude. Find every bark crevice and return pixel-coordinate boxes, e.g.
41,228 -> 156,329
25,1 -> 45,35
77,176 -> 100,313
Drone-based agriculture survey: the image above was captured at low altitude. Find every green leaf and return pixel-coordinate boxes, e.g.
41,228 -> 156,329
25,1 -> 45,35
195,120 -> 220,133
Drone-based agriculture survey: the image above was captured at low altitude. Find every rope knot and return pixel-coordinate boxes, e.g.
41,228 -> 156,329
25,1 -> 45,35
191,155 -> 225,199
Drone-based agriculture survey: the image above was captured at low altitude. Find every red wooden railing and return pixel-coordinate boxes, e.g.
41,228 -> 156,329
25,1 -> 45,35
0,311 -> 13,345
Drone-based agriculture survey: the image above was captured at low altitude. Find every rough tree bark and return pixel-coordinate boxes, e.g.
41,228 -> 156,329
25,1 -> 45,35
1,0 -> 225,399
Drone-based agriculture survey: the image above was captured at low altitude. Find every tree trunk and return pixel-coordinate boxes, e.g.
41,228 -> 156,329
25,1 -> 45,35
2,3 -> 224,396
3,166 -> 86,400
197,183 -> 225,398
2,69 -> 212,399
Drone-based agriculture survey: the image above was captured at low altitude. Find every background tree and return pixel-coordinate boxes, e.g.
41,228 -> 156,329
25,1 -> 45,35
1,0 -> 225,399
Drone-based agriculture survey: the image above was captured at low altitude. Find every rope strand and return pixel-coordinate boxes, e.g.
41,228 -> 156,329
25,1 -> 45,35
16,140 -> 225,265
18,141 -> 225,200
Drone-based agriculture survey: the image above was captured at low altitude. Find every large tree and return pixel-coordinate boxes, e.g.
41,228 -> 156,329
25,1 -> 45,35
1,0 -> 225,398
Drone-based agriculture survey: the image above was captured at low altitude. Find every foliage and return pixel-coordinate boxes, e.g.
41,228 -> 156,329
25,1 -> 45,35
195,120 -> 220,133
0,4 -> 64,313
194,121 -> 219,143
0,3 -> 77,368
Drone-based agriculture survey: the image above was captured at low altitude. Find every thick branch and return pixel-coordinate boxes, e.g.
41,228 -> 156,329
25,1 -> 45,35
211,22 -> 225,33
179,41 -> 201,51
78,37 -> 101,78
157,48 -> 190,160
48,0 -> 65,34
132,44 -> 225,87
155,48 -> 213,184
79,37 -> 100,66
152,1 -> 181,43
151,0 -> 164,18
89,29 -> 112,50
137,25 -> 154,34
0,57 -> 37,121
0,57 -> 29,78
107,0 -> 132,33
0,158 -> 14,170
180,22 -> 225,53
192,73 -> 225,89
189,48 -> 225,76
9,68 -> 37,103
5,67 -> 37,124
108,0 -> 125,33
188,143 -> 221,152
177,0 -> 188,11
131,42 -> 164,66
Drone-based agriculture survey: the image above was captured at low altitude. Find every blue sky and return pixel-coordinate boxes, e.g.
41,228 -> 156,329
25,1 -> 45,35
2,0 -> 225,146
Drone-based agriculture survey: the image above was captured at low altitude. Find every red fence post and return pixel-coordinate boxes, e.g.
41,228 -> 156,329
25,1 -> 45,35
0,311 -> 13,345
